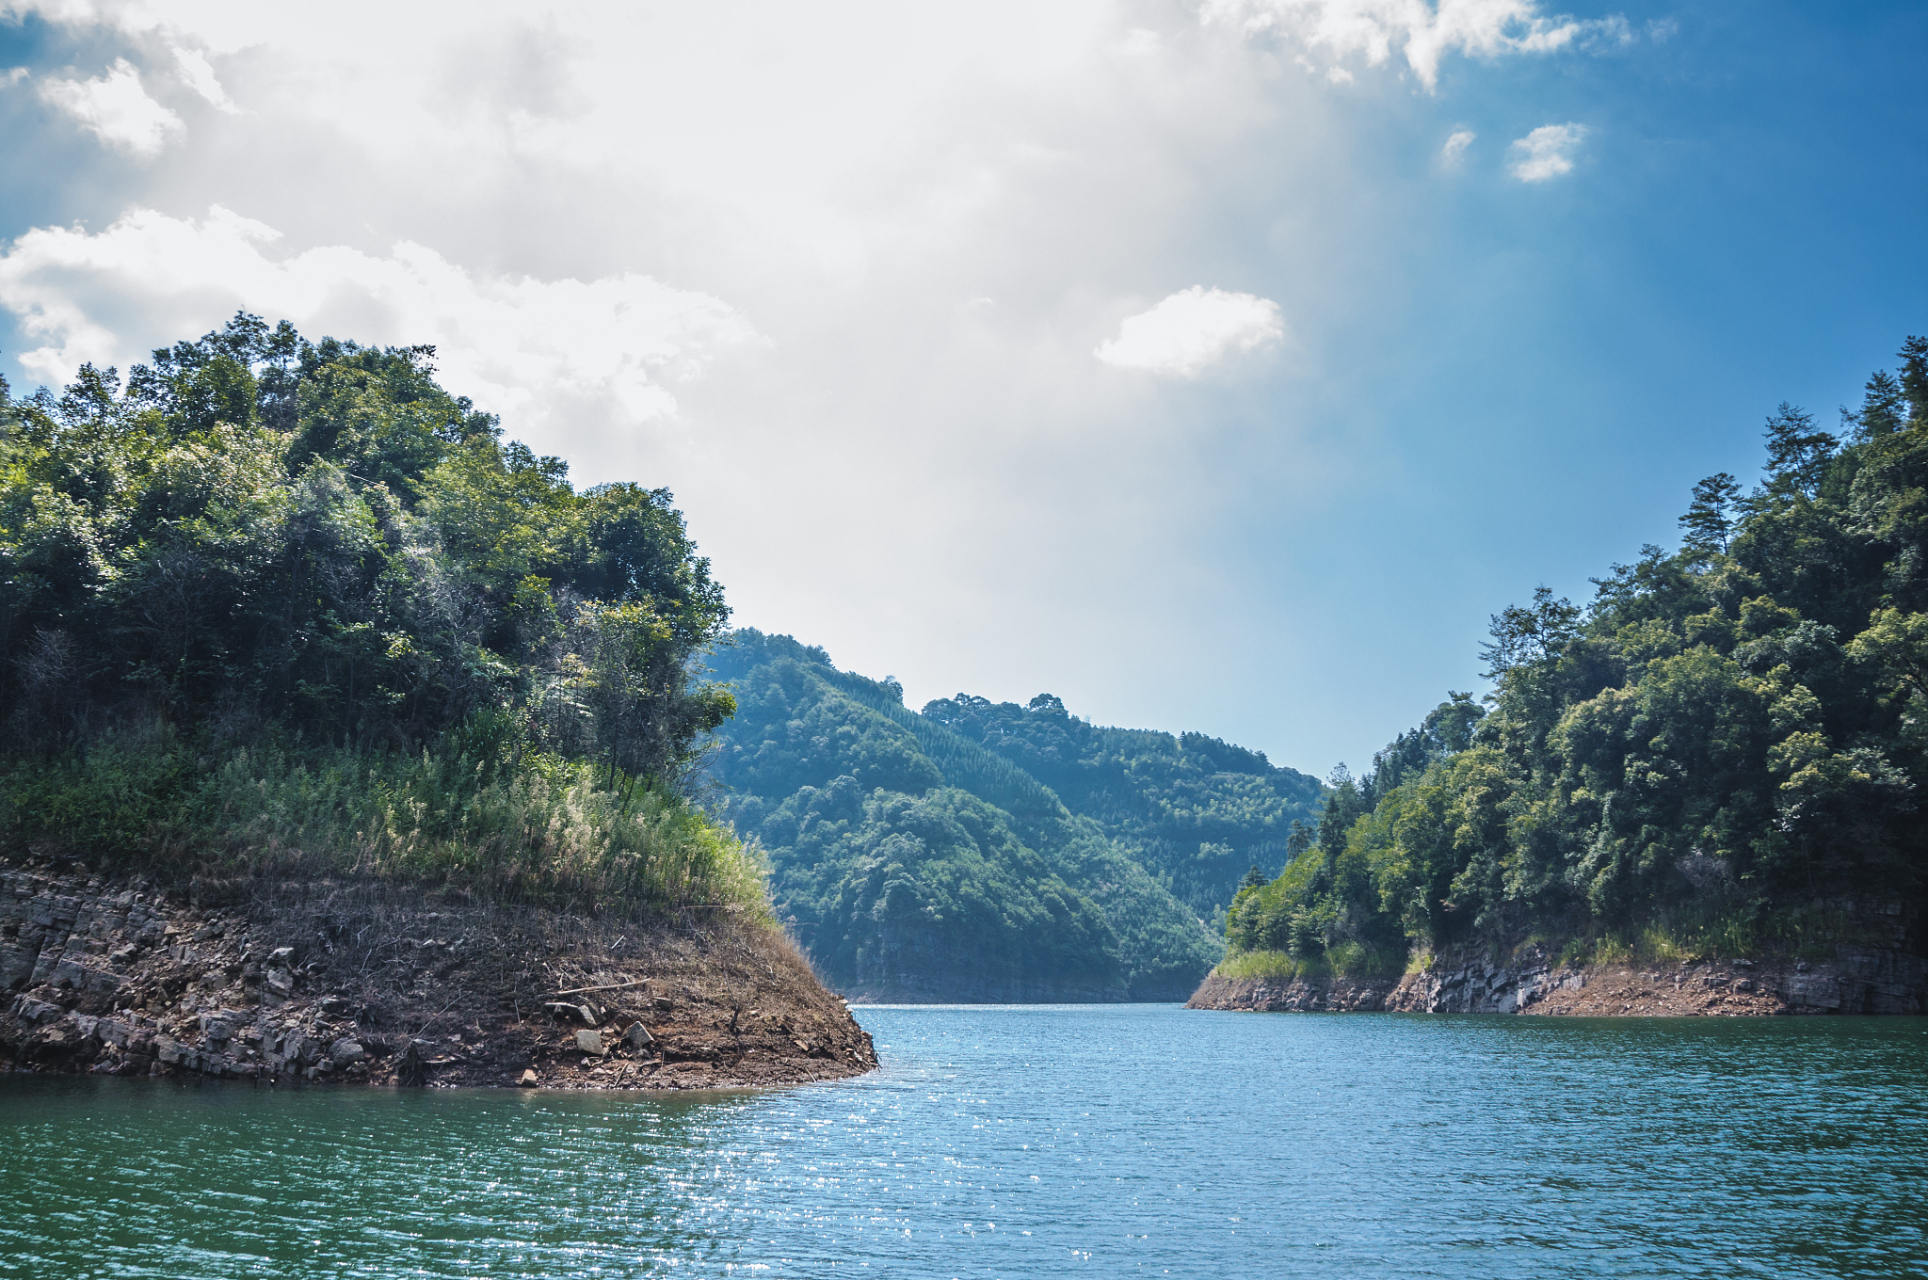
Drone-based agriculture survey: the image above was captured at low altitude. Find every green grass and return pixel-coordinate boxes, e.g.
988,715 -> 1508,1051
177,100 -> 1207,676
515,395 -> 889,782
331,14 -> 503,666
1212,941 -> 1407,982
1213,949 -> 1324,982
0,726 -> 770,918
1541,898 -> 1895,969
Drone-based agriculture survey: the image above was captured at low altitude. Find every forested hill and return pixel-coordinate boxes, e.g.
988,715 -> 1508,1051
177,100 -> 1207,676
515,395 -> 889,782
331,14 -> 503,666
1222,336 -> 1928,982
0,314 -> 764,917
702,632 -> 1227,1001
920,693 -> 1323,921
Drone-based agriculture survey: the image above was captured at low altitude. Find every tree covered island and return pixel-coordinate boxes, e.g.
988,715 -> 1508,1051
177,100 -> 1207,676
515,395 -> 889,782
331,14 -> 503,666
0,314 -> 875,1086
1213,338 -> 1928,1008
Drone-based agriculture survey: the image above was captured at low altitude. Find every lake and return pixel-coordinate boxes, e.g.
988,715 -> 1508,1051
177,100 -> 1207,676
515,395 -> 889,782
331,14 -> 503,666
3,1005 -> 1926,1278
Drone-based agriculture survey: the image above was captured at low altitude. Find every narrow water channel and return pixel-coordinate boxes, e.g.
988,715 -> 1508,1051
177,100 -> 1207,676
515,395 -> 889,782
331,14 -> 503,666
4,1006 -> 1925,1278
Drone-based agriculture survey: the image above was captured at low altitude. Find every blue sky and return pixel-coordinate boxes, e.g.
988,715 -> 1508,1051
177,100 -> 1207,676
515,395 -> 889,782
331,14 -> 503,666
1,0 -> 1923,777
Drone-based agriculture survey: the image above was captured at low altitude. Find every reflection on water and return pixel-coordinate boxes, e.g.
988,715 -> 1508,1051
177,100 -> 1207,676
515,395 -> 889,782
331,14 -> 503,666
4,1008 -> 1927,1278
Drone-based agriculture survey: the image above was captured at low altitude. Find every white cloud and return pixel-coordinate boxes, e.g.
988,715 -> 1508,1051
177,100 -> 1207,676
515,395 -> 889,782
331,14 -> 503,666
172,45 -> 235,112
0,206 -> 757,427
1441,127 -> 1475,165
1202,0 -> 1631,90
0,0 -> 1646,771
35,57 -> 182,154
1095,286 -> 1284,377
1507,122 -> 1586,181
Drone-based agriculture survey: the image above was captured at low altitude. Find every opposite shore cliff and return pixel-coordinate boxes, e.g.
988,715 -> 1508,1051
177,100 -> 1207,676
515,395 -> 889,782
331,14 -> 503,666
1187,934 -> 1928,1017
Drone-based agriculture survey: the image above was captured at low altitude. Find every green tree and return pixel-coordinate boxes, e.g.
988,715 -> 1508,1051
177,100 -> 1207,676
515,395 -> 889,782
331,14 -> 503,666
1680,472 -> 1742,557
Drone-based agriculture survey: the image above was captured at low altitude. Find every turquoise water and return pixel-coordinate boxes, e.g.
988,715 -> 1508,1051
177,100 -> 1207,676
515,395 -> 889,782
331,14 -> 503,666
4,1005 -> 1927,1277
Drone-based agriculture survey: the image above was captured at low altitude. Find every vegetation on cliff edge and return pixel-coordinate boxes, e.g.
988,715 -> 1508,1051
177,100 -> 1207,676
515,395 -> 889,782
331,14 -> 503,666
0,314 -> 760,915
1223,335 -> 1928,977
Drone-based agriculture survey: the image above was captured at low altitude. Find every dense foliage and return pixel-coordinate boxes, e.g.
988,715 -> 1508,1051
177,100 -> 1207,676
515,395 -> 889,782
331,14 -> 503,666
0,314 -> 756,912
1226,337 -> 1928,975
921,693 -> 1323,921
704,632 -> 1224,999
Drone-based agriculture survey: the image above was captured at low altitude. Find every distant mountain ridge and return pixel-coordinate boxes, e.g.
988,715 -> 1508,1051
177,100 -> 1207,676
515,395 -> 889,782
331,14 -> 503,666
921,692 -> 1324,921
702,631 -> 1323,1001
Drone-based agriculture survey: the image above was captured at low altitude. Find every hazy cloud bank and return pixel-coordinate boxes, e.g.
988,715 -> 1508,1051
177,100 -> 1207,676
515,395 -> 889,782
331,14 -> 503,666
0,206 -> 757,429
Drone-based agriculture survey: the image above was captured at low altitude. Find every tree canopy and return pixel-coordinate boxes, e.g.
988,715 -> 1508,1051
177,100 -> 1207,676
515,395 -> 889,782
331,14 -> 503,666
703,632 -> 1225,1000
1,314 -> 751,912
919,691 -> 1324,924
1,312 -> 731,786
1225,336 -> 1928,974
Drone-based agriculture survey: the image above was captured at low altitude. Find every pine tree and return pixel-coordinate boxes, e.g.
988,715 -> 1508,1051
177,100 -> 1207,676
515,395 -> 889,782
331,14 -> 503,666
1762,403 -> 1836,498
1680,472 -> 1741,556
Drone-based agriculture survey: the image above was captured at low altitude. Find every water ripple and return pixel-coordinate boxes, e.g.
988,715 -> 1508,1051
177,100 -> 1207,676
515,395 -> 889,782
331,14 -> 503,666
3,1009 -> 1927,1277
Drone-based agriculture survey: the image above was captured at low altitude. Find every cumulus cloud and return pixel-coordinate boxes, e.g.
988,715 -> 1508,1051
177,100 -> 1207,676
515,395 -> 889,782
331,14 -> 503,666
35,57 -> 182,154
0,0 -> 1646,769
0,206 -> 757,426
1441,127 -> 1475,165
1202,0 -> 1631,90
1508,122 -> 1586,181
1095,287 -> 1284,377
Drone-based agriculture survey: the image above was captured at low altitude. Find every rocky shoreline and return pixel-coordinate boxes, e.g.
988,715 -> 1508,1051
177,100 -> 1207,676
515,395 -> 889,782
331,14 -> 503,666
1187,944 -> 1928,1016
0,863 -> 876,1090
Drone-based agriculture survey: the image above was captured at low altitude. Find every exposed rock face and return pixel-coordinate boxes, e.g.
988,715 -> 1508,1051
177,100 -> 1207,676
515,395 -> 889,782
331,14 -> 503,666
1385,946 -> 1572,1014
0,864 -> 877,1089
1188,944 -> 1928,1016
1185,973 -> 1396,1012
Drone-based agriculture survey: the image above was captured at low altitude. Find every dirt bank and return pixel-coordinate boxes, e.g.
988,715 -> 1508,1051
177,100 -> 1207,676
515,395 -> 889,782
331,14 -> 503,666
1187,944 -> 1928,1016
0,862 -> 876,1090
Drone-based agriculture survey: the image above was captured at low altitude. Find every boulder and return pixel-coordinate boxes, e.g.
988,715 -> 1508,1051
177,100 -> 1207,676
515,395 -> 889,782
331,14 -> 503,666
622,1022 -> 655,1053
545,1001 -> 598,1026
576,1029 -> 605,1055
518,1068 -> 539,1087
329,1037 -> 366,1066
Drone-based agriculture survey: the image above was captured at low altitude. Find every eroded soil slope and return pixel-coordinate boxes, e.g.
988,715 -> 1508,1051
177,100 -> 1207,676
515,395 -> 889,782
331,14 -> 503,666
0,863 -> 876,1090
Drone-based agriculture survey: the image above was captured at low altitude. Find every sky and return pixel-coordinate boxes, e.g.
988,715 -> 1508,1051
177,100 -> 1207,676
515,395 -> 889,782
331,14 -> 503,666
0,1 -> 1924,778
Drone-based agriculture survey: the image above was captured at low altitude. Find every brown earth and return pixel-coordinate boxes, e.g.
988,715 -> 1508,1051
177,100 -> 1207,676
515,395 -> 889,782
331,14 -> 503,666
1188,944 -> 1928,1017
0,861 -> 876,1090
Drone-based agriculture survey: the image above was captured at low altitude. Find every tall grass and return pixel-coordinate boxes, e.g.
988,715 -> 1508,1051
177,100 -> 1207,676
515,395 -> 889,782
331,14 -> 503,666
0,726 -> 769,918
1212,941 -> 1406,982
1213,949 -> 1323,982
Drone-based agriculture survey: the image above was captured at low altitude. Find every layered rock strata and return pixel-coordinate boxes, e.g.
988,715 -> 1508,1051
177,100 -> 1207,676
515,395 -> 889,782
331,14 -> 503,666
0,864 -> 876,1089
1188,945 -> 1928,1016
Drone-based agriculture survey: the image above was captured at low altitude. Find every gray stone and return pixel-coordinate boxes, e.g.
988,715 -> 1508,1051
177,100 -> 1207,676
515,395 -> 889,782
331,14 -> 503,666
622,1022 -> 655,1052
545,1001 -> 598,1026
576,1029 -> 605,1055
0,943 -> 36,992
13,996 -> 62,1024
329,1038 -> 365,1066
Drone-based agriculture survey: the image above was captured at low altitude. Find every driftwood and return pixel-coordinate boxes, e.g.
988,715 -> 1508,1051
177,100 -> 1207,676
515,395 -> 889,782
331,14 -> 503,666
548,978 -> 652,997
